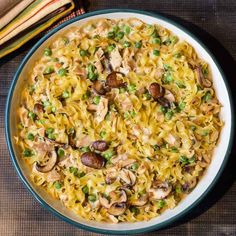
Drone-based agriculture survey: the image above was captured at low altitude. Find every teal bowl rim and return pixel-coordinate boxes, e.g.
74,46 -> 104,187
5,9 -> 235,235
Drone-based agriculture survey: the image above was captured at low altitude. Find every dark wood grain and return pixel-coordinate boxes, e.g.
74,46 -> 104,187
0,1 -> 236,235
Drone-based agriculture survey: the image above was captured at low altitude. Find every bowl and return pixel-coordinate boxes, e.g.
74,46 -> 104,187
5,9 -> 234,234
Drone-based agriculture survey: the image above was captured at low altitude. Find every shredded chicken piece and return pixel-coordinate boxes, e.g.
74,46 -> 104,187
76,135 -> 91,148
95,97 -> 108,123
110,48 -> 122,70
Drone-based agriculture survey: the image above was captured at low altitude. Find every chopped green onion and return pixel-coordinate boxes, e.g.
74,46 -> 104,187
151,29 -> 158,38
175,185 -> 182,194
143,92 -> 152,100
46,127 -> 54,135
62,91 -> 70,99
80,146 -> 90,152
130,110 -> 137,118
202,91 -> 212,102
160,106 -> 167,113
93,96 -> 101,105
176,81 -> 186,88
112,25 -> 119,32
123,41 -> 131,48
202,67 -> 209,76
62,37 -> 69,45
43,100 -> 51,107
69,166 -> 78,175
124,111 -> 130,119
107,44 -> 116,52
173,52 -> 182,58
178,101 -> 186,110
202,130 -> 209,136
163,73 -> 173,84
82,185 -> 89,194
188,155 -> 196,164
171,147 -> 178,153
165,110 -> 174,120
54,181 -> 62,189
157,199 -> 166,209
124,25 -> 131,35
135,41 -> 142,49
130,206 -> 140,214
88,72 -> 98,81
100,130 -> 106,138
130,163 -> 139,171
23,149 -> 33,157
88,194 -> 97,202
119,87 -> 126,93
47,133 -> 56,140
68,127 -> 75,135
27,133 -> 34,141
127,84 -> 136,92
57,148 -> 65,158
43,66 -> 54,75
107,31 -> 115,39
102,149 -> 114,161
153,49 -> 160,56
153,144 -> 160,151
44,48 -> 52,56
51,106 -> 56,113
116,31 -> 124,40
28,111 -> 36,120
58,68 -> 67,76
152,37 -> 161,44
163,64 -> 172,71
179,155 -> 189,165
80,49 -> 88,57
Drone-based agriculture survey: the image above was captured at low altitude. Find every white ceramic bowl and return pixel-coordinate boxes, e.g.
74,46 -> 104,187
5,9 -> 234,234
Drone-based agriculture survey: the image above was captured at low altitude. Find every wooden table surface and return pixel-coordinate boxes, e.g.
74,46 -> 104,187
0,1 -> 236,235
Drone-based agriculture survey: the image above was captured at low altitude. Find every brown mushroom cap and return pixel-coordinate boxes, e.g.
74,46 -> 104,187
81,152 -> 105,169
157,97 -> 171,108
149,181 -> 172,200
36,150 -> 58,173
34,103 -> 44,114
130,194 -> 149,207
93,80 -> 110,95
106,72 -> 126,88
195,66 -> 212,88
107,202 -> 127,216
99,189 -> 127,209
149,83 -> 165,100
92,140 -> 108,152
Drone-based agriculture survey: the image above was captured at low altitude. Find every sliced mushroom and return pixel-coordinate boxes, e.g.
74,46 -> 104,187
120,169 -> 136,186
157,97 -> 171,108
34,103 -> 44,114
92,140 -> 108,152
149,83 -> 165,100
195,66 -> 212,88
93,80 -> 108,95
105,169 -> 118,184
108,202 -> 127,216
99,189 -> 127,208
102,54 -> 112,73
36,150 -> 58,173
149,181 -> 172,200
131,194 -> 148,207
106,72 -> 126,88
81,152 -> 105,169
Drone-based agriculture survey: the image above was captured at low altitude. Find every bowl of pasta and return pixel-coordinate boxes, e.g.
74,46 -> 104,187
5,9 -> 234,234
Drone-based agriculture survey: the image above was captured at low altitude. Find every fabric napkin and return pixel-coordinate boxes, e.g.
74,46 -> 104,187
0,0 -> 84,59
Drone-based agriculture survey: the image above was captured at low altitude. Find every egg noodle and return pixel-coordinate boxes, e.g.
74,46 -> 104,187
16,18 -> 222,223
